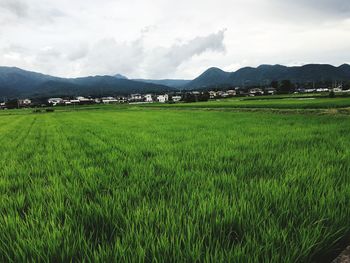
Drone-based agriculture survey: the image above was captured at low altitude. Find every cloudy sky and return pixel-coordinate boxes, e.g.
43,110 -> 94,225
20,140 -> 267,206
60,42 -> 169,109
1,0 -> 350,79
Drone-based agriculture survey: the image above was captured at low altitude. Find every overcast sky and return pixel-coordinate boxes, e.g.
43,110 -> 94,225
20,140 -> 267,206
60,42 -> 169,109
1,0 -> 350,79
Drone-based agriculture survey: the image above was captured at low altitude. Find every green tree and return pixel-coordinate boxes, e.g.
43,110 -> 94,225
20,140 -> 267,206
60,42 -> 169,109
278,80 -> 294,94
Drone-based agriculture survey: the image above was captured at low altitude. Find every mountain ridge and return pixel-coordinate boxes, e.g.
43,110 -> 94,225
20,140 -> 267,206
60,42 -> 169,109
186,64 -> 350,89
1,63 -> 350,98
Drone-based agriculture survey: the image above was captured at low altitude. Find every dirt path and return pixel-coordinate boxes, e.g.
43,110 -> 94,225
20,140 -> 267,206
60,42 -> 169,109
333,246 -> 350,263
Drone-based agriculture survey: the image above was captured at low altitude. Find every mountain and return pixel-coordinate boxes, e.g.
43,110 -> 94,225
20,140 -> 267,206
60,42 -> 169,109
0,67 -> 173,98
186,64 -> 350,89
2,64 -> 350,98
113,74 -> 128,79
134,79 -> 191,89
185,67 -> 231,89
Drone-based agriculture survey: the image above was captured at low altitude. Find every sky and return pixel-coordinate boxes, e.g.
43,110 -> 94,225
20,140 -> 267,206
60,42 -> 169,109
0,0 -> 350,79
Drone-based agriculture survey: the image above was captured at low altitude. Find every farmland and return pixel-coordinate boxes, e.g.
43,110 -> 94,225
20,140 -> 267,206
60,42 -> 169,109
145,95 -> 350,109
0,104 -> 350,262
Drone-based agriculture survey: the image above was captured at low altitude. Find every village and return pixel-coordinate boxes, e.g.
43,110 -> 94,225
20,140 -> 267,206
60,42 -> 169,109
0,85 -> 349,109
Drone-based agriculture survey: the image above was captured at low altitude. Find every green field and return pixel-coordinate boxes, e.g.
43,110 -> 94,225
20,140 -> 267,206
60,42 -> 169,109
145,96 -> 350,109
1,105 -> 350,262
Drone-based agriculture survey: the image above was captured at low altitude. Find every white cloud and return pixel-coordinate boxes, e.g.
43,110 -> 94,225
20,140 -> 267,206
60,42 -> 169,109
0,0 -> 350,79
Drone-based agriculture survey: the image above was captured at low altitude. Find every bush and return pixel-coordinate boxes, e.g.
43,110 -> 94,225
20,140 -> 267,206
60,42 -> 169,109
45,108 -> 55,112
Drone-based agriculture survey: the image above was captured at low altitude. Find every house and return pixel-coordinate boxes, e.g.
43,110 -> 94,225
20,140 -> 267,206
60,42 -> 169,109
130,94 -> 142,101
116,96 -> 128,103
144,94 -> 153,102
304,89 -> 316,93
209,91 -> 217,99
264,88 -> 276,95
172,95 -> 182,102
316,88 -> 329,92
249,88 -> 263,96
76,96 -> 93,103
227,90 -> 237,96
18,99 -> 32,107
69,99 -> 80,104
101,97 -> 119,104
157,94 -> 169,103
48,98 -> 64,106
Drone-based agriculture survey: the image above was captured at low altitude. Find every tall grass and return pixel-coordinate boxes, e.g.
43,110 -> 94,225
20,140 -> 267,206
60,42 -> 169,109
0,108 -> 349,262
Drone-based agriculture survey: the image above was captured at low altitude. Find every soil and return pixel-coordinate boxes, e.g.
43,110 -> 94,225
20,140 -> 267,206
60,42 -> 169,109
333,246 -> 350,263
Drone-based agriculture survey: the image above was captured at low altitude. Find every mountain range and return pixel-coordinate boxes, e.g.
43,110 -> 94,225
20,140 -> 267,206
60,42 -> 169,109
186,64 -> 350,89
0,67 -> 173,99
0,64 -> 350,98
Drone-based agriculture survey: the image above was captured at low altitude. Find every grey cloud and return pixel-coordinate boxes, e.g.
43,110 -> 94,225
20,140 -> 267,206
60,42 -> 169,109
0,0 -> 28,17
75,30 -> 226,78
36,47 -> 62,63
0,0 -> 66,23
274,0 -> 350,17
67,45 -> 89,61
81,38 -> 145,76
146,29 -> 226,78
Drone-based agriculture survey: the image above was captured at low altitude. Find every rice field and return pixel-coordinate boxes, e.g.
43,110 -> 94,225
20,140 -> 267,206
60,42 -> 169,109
0,106 -> 350,262
146,96 -> 350,109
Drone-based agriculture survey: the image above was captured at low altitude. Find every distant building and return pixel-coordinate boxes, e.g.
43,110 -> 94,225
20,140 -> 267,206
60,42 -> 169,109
69,99 -> 80,104
264,88 -> 276,95
48,98 -> 64,106
18,99 -> 32,107
172,95 -> 182,102
130,94 -> 142,101
209,91 -> 217,99
144,94 -> 153,102
101,97 -> 119,104
316,88 -> 329,92
76,96 -> 93,102
249,88 -> 263,96
157,94 -> 169,103
304,89 -> 316,93
227,90 -> 237,96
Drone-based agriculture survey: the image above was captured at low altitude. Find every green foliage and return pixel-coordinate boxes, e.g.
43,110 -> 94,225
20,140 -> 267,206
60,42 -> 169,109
0,107 -> 349,262
329,90 -> 336,98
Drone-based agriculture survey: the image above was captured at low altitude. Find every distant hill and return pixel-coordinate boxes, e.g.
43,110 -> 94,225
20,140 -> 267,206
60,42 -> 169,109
113,74 -> 128,79
2,64 -> 350,98
133,79 -> 191,89
185,67 -> 231,89
186,64 -> 350,89
0,67 -> 173,98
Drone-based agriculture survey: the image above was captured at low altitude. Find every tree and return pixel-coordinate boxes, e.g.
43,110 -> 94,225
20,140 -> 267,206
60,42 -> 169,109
278,80 -> 294,94
271,80 -> 278,90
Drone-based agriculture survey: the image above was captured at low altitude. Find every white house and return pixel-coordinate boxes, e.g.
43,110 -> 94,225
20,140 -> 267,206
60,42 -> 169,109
144,94 -> 153,102
101,97 -> 119,104
48,98 -> 63,106
157,94 -> 169,103
316,88 -> 329,92
249,88 -> 263,96
227,90 -> 237,96
130,94 -> 142,101
172,95 -> 182,102
18,99 -> 32,106
209,91 -> 217,99
265,88 -> 276,95
76,96 -> 93,103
